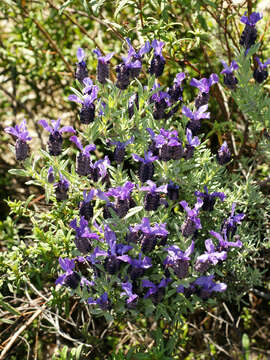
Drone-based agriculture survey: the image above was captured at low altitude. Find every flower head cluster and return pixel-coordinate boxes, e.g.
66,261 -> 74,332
39,118 -> 75,156
190,73 -> 219,109
5,120 -> 32,161
221,60 -> 239,90
182,105 -> 210,135
240,12 -> 262,51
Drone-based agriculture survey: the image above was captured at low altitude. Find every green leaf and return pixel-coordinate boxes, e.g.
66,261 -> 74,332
124,206 -> 143,219
75,344 -> 84,360
8,168 -> 28,177
0,298 -> 21,316
114,0 -> 132,18
59,0 -> 74,14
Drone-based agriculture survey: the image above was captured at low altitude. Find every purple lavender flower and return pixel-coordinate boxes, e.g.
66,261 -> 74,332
180,198 -> 203,237
100,226 -> 133,274
240,12 -> 262,50
119,252 -> 152,281
190,74 -> 219,109
120,282 -> 138,304
140,180 -> 167,211
195,186 -> 226,211
68,85 -> 99,124
168,72 -> 185,103
182,105 -> 210,135
133,217 -> 168,252
149,40 -> 165,77
221,203 -> 245,240
93,48 -> 114,84
105,181 -> 135,218
195,238 -> 227,273
142,278 -> 171,304
150,83 -> 170,120
210,230 -> 243,251
39,118 -> 75,156
47,166 -> 55,183
132,151 -> 158,183
90,156 -> 110,184
221,60 -> 239,90
193,275 -> 227,300
75,48 -> 88,83
183,128 -> 200,160
88,292 -> 110,310
216,141 -> 231,165
55,258 -> 80,289
109,136 -> 134,164
164,241 -> 194,279
70,136 -> 96,176
128,93 -> 139,119
79,190 -> 96,221
70,216 -> 100,254
123,38 -> 151,79
166,180 -> 179,201
54,172 -> 69,201
253,57 -> 270,83
5,120 -> 32,161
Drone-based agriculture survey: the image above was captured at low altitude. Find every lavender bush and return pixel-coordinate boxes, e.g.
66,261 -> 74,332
1,7 -> 270,358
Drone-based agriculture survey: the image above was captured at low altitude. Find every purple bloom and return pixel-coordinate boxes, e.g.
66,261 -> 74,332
182,105 -> 210,135
195,186 -> 226,211
90,156 -> 110,183
39,118 -> 75,156
221,60 -> 238,90
88,292 -> 110,310
47,166 -> 55,183
221,60 -> 239,75
164,241 -> 194,279
94,226 -> 133,274
140,180 -> 167,211
216,141 -> 231,165
55,258 -> 80,289
142,278 -> 171,303
75,48 -> 88,83
79,190 -> 96,221
221,203 -> 245,240
168,72 -> 185,104
70,136 -> 96,176
149,40 -> 165,77
190,74 -> 219,93
5,120 -> 32,161
210,230 -> 243,251
190,74 -> 219,109
132,151 -> 158,183
253,57 -> 270,83
105,181 -> 135,218
68,86 -> 99,124
93,48 -> 114,84
193,275 -> 227,299
166,180 -> 179,201
109,136 -> 134,164
150,82 -> 170,120
54,172 -> 69,201
132,217 -> 168,252
195,238 -> 227,273
70,216 -> 100,254
183,128 -> 200,160
123,38 -> 151,79
240,12 -> 262,27
120,282 -> 138,304
180,198 -> 203,237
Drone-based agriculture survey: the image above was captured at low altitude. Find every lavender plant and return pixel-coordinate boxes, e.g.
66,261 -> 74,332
2,13 -> 269,355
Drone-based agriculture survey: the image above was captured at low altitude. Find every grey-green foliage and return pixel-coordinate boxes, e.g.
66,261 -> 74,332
233,43 -> 270,132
